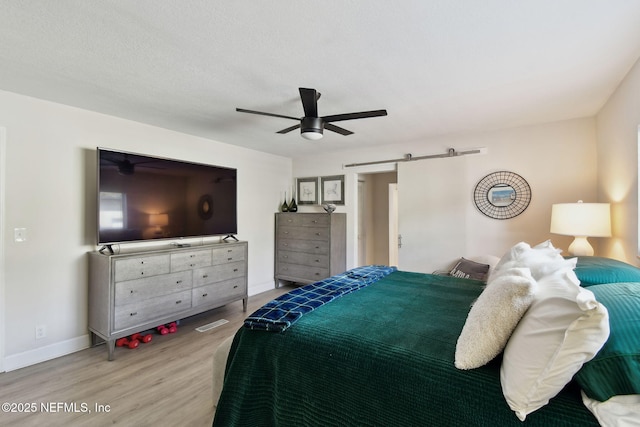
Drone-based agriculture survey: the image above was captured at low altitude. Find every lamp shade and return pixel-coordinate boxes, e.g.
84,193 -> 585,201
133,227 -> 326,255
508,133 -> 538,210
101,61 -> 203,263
550,202 -> 611,237
149,213 -> 169,228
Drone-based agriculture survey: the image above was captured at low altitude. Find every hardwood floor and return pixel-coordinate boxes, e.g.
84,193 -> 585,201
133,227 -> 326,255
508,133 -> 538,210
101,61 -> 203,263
0,285 -> 293,427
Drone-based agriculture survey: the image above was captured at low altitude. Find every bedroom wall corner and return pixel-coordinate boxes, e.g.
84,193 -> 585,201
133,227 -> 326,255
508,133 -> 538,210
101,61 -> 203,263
596,55 -> 640,264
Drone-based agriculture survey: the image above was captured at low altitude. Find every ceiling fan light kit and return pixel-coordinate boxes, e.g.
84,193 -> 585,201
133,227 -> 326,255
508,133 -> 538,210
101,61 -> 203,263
301,117 -> 324,140
237,88 -> 387,140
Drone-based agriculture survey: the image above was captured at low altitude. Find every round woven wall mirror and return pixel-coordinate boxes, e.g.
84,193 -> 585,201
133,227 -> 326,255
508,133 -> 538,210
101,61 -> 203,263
473,171 -> 531,219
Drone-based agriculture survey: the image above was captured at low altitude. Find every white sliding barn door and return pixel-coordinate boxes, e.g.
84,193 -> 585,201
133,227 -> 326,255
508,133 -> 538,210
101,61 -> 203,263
396,157 -> 468,274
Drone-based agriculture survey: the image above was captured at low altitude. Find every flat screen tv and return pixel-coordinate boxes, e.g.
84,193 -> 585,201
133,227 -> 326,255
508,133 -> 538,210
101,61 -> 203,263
97,148 -> 237,246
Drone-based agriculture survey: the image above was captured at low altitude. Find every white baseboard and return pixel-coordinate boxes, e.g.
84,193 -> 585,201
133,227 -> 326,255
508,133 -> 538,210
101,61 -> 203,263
4,334 -> 91,372
3,283 -> 282,372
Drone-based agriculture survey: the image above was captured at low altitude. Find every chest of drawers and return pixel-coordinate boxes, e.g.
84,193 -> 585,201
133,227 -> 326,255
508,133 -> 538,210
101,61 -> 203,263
88,241 -> 248,360
275,213 -> 346,286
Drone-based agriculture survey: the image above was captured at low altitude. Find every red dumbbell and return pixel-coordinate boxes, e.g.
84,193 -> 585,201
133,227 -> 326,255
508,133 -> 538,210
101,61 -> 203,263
166,322 -> 178,333
116,337 -> 139,349
130,333 -> 152,344
157,325 -> 169,335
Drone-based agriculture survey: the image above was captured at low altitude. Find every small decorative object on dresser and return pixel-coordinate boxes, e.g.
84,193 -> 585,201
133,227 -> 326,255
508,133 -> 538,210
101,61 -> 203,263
323,203 -> 336,213
88,241 -> 248,360
275,212 -> 346,286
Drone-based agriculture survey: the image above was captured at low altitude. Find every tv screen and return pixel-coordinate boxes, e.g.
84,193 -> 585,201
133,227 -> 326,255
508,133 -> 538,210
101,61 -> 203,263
97,148 -> 237,245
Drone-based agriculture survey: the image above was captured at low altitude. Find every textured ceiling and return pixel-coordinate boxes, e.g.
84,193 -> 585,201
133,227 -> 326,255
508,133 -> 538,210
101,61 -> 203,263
1,1 -> 640,158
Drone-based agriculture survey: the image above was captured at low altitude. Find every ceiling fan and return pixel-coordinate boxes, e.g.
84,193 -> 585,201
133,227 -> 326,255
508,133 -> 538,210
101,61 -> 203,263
236,88 -> 387,140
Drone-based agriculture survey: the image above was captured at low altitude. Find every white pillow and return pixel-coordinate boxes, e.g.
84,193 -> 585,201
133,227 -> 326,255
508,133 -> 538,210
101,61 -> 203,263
455,267 -> 536,370
491,240 -> 574,281
500,268 -> 610,421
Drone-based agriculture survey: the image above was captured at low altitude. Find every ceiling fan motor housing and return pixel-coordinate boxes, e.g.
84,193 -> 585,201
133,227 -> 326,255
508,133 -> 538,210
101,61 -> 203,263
301,116 -> 324,134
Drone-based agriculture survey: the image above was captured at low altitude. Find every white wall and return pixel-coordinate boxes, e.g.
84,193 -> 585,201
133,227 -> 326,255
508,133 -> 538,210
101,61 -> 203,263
596,56 -> 640,264
293,117 -> 597,270
0,90 -> 291,371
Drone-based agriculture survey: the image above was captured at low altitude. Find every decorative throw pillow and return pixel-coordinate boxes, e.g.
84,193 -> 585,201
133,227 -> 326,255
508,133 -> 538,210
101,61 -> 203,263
449,257 -> 491,281
454,267 -> 536,370
500,268 -> 610,421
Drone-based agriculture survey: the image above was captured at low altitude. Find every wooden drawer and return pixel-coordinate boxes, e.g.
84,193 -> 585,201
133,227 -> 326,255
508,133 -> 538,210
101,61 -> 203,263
192,277 -> 246,308
278,213 -> 330,227
114,254 -> 170,282
277,262 -> 329,283
278,226 -> 329,241
277,239 -> 328,254
170,249 -> 212,271
114,271 -> 192,305
193,261 -> 245,286
212,245 -> 246,265
114,290 -> 192,330
278,250 -> 328,268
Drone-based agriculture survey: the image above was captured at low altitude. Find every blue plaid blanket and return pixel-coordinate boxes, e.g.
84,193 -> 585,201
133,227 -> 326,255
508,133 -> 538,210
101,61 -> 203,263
244,265 -> 397,332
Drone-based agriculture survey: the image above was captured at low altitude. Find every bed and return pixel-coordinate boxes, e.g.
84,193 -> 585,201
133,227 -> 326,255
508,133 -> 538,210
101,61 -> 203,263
212,242 -> 640,426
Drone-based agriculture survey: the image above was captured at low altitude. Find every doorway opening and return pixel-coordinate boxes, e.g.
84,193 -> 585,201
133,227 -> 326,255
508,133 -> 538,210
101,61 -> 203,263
357,171 -> 398,266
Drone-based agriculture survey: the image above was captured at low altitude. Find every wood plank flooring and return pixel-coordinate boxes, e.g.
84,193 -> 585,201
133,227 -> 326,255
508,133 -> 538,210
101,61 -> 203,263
0,285 -> 293,427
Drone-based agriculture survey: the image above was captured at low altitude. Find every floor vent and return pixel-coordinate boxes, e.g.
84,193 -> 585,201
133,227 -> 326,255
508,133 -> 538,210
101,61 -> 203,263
196,319 -> 229,332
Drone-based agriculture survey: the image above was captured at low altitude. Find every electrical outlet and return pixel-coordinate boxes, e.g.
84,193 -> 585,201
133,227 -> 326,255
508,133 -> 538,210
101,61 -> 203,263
35,324 -> 46,340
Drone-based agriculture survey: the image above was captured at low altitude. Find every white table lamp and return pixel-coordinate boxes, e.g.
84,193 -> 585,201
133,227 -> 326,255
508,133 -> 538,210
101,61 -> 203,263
550,201 -> 611,256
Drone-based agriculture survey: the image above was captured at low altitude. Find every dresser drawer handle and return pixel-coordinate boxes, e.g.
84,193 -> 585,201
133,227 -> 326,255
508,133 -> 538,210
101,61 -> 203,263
176,300 -> 182,304
315,233 -> 321,236
130,290 -> 134,294
233,268 -> 238,272
203,274 -> 209,279
315,246 -> 320,249
176,280 -> 182,284
130,312 -> 138,316
315,273 -> 320,276
227,257 -> 233,261
315,259 -> 320,262
140,272 -> 144,275
140,261 -> 144,264
228,249 -> 233,252
202,293 -> 208,297
233,285 -> 238,289
190,263 -> 195,267
190,254 -> 195,258
312,220 -> 318,223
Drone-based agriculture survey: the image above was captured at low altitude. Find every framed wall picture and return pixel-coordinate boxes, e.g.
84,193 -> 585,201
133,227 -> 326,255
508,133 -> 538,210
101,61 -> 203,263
321,175 -> 345,205
297,177 -> 318,205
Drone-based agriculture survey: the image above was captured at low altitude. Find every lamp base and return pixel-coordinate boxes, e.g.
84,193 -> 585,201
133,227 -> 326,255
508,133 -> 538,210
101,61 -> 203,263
568,236 -> 594,256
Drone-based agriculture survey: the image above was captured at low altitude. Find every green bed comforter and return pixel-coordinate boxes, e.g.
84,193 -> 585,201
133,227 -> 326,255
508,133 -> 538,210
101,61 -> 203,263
213,271 -> 598,426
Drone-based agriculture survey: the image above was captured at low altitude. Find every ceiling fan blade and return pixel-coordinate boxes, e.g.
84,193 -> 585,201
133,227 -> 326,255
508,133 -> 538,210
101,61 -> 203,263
299,88 -> 319,117
325,123 -> 353,136
236,108 -> 299,121
276,124 -> 301,134
322,109 -> 388,123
